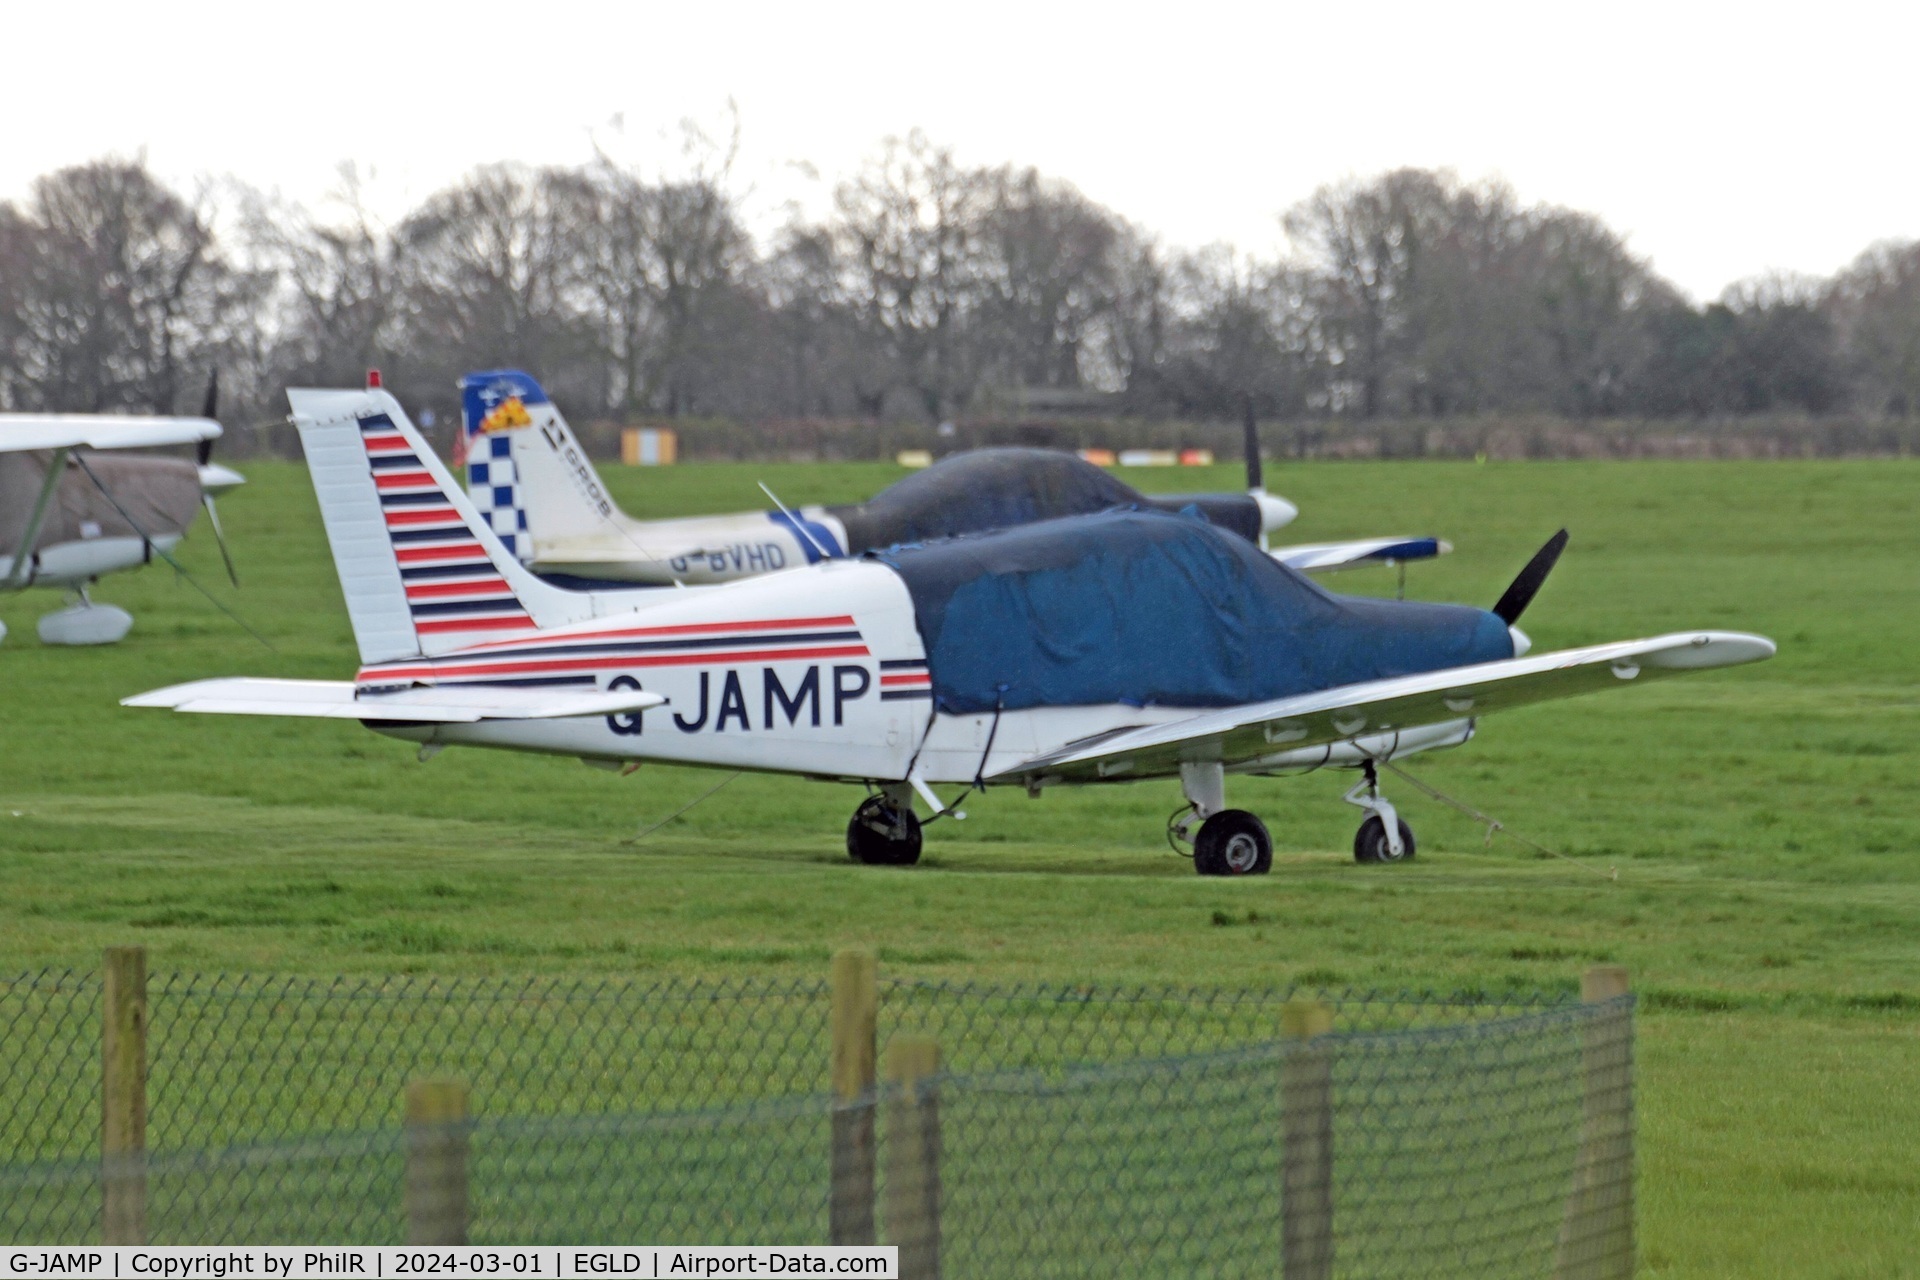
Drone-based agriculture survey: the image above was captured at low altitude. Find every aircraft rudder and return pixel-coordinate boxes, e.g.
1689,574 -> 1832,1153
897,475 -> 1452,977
459,367 -> 629,547
459,369 -> 552,562
289,385 -> 587,662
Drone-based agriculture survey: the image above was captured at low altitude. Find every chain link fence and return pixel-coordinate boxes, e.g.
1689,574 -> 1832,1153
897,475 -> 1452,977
1,959 -> 1633,1277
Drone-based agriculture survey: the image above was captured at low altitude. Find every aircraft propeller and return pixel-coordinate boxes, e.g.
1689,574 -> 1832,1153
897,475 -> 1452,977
1242,394 -> 1263,494
1240,396 -> 1294,549
194,370 -> 241,587
1491,529 -> 1570,625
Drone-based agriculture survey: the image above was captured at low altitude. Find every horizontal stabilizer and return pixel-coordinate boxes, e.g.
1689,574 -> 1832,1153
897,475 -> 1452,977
995,630 -> 1775,786
1272,537 -> 1450,574
123,677 -> 664,723
0,416 -> 222,452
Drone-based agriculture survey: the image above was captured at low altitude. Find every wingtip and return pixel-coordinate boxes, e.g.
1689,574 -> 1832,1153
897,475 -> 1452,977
1642,631 -> 1778,670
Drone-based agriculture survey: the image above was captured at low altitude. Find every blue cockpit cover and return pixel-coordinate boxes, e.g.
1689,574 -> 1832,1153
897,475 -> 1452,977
870,509 -> 1515,714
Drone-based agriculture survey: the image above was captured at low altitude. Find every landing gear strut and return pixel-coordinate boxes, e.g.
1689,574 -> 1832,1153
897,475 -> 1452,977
1173,761 -> 1272,876
846,789 -> 922,866
1346,761 -> 1416,864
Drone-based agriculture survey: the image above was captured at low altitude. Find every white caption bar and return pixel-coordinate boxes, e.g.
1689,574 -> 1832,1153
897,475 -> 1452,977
1,1248 -> 897,1279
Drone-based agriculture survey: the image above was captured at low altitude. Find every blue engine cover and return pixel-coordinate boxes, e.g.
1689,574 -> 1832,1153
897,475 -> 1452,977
870,508 -> 1514,714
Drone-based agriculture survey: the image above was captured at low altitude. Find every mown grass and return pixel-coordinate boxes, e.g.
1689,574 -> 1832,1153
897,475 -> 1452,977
1,457 -> 1917,1275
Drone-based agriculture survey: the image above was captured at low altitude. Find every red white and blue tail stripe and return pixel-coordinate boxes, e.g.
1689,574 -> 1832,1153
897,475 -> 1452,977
287,386 -> 614,665
360,413 -> 536,637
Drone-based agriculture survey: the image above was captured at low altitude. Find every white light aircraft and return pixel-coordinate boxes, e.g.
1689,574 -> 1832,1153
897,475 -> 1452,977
128,383 -> 1774,873
2,379 -> 243,645
456,369 -> 1449,587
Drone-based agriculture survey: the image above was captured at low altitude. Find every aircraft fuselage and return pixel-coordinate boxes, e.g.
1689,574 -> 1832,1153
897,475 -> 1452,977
360,559 -> 1471,788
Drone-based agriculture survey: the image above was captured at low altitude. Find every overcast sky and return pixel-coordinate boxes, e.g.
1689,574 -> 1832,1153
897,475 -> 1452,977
10,1 -> 1913,302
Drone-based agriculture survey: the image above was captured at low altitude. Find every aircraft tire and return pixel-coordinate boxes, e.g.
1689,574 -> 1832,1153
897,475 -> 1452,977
1193,810 -> 1272,876
1354,815 -> 1417,864
846,797 -> 923,866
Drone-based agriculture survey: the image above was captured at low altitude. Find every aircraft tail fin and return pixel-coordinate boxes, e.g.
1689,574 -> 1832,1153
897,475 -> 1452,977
459,369 -> 628,561
287,385 -> 598,665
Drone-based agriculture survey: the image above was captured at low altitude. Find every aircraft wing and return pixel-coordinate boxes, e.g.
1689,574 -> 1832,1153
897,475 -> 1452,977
123,678 -> 665,723
1271,536 -> 1450,574
992,631 -> 1775,786
0,415 -> 223,452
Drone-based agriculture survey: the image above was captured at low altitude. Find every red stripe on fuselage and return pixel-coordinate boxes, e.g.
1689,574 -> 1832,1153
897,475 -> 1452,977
455,615 -> 861,652
360,643 -> 871,683
880,673 -> 931,687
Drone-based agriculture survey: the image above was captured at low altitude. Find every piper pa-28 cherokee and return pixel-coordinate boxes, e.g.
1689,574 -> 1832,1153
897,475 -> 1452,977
129,384 -> 1775,874
457,368 -> 1450,587
2,378 -> 243,645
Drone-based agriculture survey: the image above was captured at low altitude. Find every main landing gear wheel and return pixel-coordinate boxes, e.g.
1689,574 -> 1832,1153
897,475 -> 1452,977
847,795 -> 923,866
1193,810 -> 1273,877
1354,814 -> 1417,864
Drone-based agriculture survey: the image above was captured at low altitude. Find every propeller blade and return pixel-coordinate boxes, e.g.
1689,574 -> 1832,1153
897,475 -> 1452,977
202,494 -> 239,588
197,369 -> 218,465
1242,395 -> 1263,493
1491,529 -> 1569,625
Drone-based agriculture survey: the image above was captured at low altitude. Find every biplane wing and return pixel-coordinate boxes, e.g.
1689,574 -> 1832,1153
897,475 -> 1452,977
0,415 -> 222,453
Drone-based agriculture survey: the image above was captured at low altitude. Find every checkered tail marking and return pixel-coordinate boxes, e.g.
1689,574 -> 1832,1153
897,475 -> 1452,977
465,433 -> 530,561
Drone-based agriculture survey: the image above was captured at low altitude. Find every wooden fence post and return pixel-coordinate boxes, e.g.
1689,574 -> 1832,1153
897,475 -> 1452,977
883,1036 -> 942,1280
1555,966 -> 1635,1280
102,946 -> 147,1246
830,948 -> 879,1244
1280,999 -> 1334,1280
405,1079 -> 470,1245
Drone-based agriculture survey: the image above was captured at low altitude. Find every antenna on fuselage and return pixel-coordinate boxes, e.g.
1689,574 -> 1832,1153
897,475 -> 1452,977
1244,395 -> 1270,551
758,481 -> 834,563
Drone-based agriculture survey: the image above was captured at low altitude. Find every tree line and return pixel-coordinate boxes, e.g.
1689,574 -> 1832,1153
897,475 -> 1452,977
2,134 -> 1916,438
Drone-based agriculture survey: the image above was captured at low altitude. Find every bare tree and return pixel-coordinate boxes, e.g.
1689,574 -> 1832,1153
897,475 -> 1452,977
975,168 -> 1122,393
0,202 -> 30,409
391,163 -> 598,411
1522,209 -> 1660,417
8,159 -> 225,413
577,115 -> 759,418
1720,273 -> 1843,413
243,165 -> 402,391
1284,169 -> 1458,418
3,147 -> 1913,433
764,224 -> 886,417
833,131 -> 992,421
1826,240 -> 1920,415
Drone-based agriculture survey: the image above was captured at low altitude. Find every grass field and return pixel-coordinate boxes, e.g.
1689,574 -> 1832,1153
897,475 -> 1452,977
2,456 -> 1917,1275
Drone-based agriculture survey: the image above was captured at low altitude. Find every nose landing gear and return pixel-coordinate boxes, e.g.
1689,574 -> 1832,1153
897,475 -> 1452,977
1346,761 -> 1416,863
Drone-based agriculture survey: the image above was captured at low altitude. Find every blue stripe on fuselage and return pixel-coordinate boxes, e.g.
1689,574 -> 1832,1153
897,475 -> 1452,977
766,511 -> 845,563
